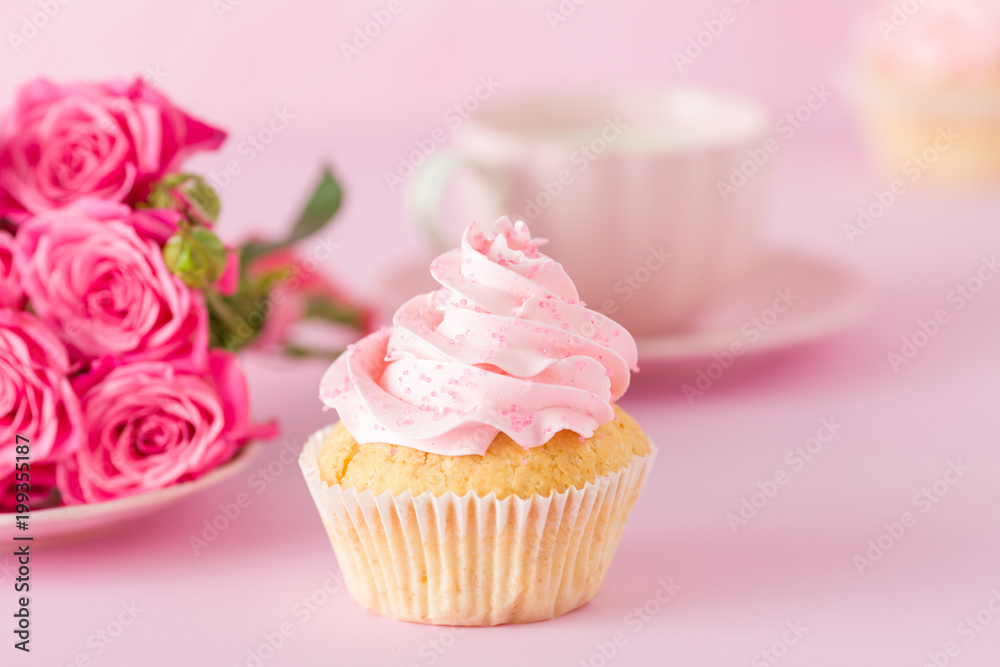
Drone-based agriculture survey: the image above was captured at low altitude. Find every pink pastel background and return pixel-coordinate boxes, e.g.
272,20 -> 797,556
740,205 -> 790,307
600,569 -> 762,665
3,0 -> 1000,665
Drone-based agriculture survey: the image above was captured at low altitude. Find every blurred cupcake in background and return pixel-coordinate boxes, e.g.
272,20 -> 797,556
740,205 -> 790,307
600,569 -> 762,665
854,0 -> 1000,183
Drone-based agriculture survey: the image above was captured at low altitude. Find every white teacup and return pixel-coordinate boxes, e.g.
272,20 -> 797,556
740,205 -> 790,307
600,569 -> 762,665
406,88 -> 772,335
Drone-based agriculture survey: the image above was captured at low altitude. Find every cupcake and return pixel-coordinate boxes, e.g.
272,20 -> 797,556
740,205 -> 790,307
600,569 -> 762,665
854,0 -> 1000,183
299,217 -> 655,625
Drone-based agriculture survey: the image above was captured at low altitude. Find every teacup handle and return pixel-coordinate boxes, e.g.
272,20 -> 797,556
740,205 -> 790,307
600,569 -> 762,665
405,150 -> 469,252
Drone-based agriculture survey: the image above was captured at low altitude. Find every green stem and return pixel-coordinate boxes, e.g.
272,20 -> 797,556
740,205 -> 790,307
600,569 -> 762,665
204,290 -> 244,334
282,343 -> 345,360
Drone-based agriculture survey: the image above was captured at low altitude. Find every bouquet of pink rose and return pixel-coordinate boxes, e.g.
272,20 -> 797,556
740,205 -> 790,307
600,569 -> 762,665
0,77 -> 372,511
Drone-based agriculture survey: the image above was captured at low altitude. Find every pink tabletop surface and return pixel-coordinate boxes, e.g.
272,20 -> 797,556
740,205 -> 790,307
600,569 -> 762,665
3,0 -> 1000,665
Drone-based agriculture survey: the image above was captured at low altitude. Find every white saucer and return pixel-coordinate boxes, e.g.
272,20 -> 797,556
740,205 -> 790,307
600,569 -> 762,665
635,251 -> 873,361
373,251 -> 873,363
0,444 -> 259,548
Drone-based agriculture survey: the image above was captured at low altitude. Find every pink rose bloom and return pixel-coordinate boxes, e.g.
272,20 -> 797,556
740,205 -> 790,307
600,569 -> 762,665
0,77 -> 225,220
0,310 -> 84,483
16,199 -> 208,369
0,463 -> 59,512
0,230 -> 24,309
125,205 -> 184,244
58,351 -> 277,504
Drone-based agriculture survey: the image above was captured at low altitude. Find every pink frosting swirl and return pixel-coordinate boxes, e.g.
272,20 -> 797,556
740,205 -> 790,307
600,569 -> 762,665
320,218 -> 637,456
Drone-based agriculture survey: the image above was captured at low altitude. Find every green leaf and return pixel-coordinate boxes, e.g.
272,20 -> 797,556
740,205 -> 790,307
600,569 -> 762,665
185,176 -> 221,223
205,289 -> 262,352
164,227 -> 228,289
242,167 -> 342,263
281,343 -> 346,360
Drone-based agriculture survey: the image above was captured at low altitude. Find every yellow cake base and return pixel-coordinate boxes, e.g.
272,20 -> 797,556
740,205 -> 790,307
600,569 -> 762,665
317,406 -> 651,499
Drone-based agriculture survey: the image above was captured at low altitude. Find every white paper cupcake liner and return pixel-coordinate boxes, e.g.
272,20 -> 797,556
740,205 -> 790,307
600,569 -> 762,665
299,425 -> 656,626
